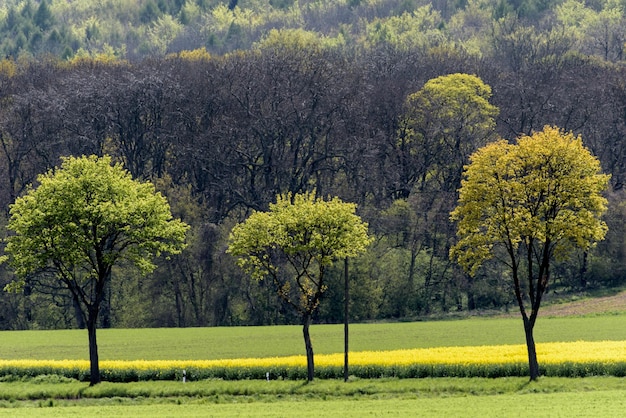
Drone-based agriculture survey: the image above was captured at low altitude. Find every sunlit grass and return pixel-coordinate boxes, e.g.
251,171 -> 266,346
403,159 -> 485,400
4,314 -> 626,361
2,377 -> 626,416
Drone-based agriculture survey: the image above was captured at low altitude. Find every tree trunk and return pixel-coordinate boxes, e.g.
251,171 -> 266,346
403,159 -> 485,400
466,274 -> 476,311
100,280 -> 111,328
579,252 -> 588,289
87,311 -> 101,386
73,294 -> 86,329
344,257 -> 349,382
523,316 -> 540,381
302,314 -> 314,382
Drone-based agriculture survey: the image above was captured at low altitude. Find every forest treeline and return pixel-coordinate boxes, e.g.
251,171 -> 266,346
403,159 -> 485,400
0,0 -> 624,61
0,0 -> 625,330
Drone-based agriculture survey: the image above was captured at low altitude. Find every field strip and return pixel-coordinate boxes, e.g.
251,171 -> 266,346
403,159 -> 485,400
2,340 -> 625,370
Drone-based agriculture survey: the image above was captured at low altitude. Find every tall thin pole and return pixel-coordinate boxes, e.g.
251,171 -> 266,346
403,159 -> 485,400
344,257 -> 349,382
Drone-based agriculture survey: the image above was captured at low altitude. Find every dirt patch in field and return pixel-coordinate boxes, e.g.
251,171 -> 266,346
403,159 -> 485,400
537,291 -> 626,317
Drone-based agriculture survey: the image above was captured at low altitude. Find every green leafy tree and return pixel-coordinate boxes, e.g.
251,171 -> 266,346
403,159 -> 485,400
397,73 -> 499,197
450,126 -> 609,380
2,155 -> 189,385
33,0 -> 54,31
227,192 -> 372,381
364,6 -> 447,50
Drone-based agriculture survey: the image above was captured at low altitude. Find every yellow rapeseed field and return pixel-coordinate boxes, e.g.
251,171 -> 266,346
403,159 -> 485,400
1,340 -> 625,372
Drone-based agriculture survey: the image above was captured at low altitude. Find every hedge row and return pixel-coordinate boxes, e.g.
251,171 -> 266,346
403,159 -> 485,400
2,362 -> 626,382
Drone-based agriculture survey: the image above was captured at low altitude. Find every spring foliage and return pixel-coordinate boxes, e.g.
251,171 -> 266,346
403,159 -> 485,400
228,192 -> 371,314
2,155 -> 189,288
450,126 -> 609,276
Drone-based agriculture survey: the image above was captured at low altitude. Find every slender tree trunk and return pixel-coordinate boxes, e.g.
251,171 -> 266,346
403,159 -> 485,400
302,314 -> 314,382
87,310 -> 101,386
73,294 -> 86,329
173,275 -> 185,327
98,278 -> 111,328
579,252 -> 588,289
511,254 -> 541,381
466,274 -> 476,311
344,257 -> 349,382
523,316 -> 540,381
23,283 -> 32,324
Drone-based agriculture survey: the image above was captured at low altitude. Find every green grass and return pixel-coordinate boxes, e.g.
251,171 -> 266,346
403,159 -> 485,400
1,394 -> 625,418
3,314 -> 626,361
2,315 -> 626,414
0,377 -> 626,416
0,375 -> 624,399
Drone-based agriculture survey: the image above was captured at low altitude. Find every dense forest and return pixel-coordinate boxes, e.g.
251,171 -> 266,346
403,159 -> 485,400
0,0 -> 625,329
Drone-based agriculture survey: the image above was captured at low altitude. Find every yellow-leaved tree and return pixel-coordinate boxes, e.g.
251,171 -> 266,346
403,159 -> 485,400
227,192 -> 372,382
450,126 -> 609,380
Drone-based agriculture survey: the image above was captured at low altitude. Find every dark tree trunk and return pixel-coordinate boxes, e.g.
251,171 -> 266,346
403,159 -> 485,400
579,252 -> 588,289
466,274 -> 476,311
523,316 -> 540,380
344,257 -> 349,382
87,310 -> 101,386
86,271 -> 108,386
302,314 -> 314,382
73,294 -> 85,329
100,280 -> 111,328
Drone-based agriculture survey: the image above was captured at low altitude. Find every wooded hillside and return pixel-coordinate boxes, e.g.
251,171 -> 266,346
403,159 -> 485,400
0,0 -> 624,61
0,0 -> 625,329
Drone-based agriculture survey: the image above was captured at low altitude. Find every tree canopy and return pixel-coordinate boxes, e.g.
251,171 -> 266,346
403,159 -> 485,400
398,72 -> 499,195
0,0 -> 624,62
450,126 -> 609,379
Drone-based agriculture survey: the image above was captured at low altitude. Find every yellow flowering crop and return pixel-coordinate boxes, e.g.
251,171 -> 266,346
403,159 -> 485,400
329,340 -> 626,366
1,341 -> 625,373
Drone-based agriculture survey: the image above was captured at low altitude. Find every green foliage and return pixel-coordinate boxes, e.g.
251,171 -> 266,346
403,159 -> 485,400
0,0 -> 620,60
0,0 -> 623,330
228,192 -> 371,315
1,155 -> 189,384
3,155 -> 189,288
33,0 -> 54,31
364,6 -> 447,50
400,73 -> 499,192
140,0 -> 163,24
4,360 -> 626,381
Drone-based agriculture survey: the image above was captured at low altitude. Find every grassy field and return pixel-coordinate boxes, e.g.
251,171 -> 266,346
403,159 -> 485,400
2,313 -> 626,361
1,393 -> 625,418
2,311 -> 626,415
0,377 -> 625,416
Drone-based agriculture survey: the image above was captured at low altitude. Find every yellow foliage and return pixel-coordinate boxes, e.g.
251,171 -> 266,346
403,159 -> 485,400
451,125 -> 609,276
65,46 -> 127,67
0,58 -> 17,78
3,341 -> 626,372
255,28 -> 346,52
169,48 -> 212,62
